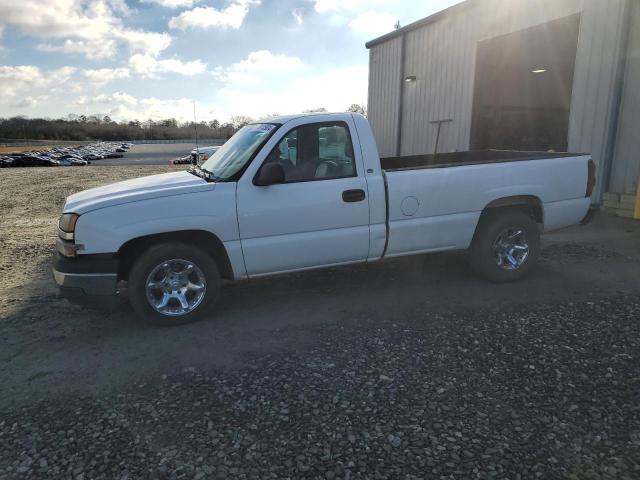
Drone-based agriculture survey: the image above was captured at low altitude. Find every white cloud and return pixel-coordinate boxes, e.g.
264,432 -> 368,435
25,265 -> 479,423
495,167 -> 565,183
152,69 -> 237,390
0,66 -> 45,96
313,0 -> 399,13
11,95 -> 49,109
37,39 -> 118,60
73,96 -> 89,106
129,54 -> 208,76
0,65 -> 76,96
215,64 -> 368,119
0,0 -> 171,59
109,97 -> 196,121
80,91 -> 138,105
292,9 -> 303,25
92,92 -> 138,105
114,30 -> 172,58
70,93 -> 194,121
82,67 -> 130,84
169,0 -> 259,30
141,0 -> 198,8
349,11 -> 396,35
214,50 -> 304,84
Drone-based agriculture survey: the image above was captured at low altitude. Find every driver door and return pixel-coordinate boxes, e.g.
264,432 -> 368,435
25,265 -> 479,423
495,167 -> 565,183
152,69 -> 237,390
236,120 -> 370,276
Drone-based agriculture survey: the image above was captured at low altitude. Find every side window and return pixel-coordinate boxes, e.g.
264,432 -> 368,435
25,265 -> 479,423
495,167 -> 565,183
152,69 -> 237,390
265,122 -> 356,182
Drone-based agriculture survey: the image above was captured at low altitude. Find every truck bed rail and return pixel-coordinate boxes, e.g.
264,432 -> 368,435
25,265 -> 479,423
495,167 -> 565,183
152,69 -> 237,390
381,149 -> 584,172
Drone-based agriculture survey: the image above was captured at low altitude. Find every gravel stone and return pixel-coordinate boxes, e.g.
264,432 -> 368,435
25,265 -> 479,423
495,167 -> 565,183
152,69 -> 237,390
1,296 -> 640,479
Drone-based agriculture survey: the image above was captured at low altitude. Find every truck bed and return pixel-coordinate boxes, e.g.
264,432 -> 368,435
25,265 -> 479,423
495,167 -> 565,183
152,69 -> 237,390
381,150 -> 581,172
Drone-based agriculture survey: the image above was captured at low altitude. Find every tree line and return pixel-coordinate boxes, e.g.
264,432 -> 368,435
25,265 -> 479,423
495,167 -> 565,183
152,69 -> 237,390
0,104 -> 367,142
0,115 -> 238,142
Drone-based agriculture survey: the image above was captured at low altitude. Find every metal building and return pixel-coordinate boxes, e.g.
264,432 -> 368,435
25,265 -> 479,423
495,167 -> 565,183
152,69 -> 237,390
366,0 -> 639,217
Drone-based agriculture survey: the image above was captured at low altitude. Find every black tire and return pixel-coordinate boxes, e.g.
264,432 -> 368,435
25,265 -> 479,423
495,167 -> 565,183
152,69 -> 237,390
128,242 -> 220,326
469,209 -> 540,283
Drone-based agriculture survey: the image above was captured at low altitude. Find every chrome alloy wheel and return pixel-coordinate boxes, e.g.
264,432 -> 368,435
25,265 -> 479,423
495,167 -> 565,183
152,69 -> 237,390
145,259 -> 206,316
492,228 -> 529,270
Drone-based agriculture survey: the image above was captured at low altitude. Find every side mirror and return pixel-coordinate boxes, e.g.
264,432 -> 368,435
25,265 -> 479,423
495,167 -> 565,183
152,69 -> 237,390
255,162 -> 285,186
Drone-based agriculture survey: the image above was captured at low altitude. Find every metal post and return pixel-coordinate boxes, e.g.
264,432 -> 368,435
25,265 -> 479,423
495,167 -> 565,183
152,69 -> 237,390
429,119 -> 453,159
634,177 -> 640,220
395,33 -> 407,157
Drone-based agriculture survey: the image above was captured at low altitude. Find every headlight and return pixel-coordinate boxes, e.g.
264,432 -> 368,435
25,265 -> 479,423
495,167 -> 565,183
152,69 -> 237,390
58,213 -> 79,239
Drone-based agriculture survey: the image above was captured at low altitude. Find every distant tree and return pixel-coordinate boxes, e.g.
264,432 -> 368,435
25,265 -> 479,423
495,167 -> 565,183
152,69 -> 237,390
394,20 -> 401,30
160,118 -> 178,128
346,104 -> 367,116
0,114 -> 246,142
303,108 -> 327,113
230,115 -> 254,129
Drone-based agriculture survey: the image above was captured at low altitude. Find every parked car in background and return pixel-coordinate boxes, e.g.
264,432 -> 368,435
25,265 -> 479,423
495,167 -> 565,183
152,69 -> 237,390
169,155 -> 193,165
190,146 -> 220,164
12,155 -> 59,167
1,141 -> 130,168
58,157 -> 89,166
53,113 -> 596,326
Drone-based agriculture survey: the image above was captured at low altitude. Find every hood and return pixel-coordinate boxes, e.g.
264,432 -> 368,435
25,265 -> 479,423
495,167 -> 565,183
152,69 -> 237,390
64,171 -> 213,214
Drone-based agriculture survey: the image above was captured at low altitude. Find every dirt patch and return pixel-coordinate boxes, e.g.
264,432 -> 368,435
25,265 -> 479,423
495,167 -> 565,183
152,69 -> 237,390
0,165 -> 182,316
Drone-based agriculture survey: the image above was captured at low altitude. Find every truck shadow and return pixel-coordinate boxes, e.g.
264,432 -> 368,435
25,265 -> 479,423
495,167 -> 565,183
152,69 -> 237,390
2,246 -> 639,407
6,247 -> 632,335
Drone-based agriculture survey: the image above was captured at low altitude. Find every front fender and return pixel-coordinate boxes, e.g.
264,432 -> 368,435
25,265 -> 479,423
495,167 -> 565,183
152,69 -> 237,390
75,183 -> 239,254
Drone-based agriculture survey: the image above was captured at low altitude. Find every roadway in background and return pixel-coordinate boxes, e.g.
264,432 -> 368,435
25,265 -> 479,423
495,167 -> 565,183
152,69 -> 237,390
95,141 -> 224,166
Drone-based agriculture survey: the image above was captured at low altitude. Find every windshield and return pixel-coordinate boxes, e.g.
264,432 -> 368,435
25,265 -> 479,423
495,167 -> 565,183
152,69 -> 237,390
201,123 -> 278,180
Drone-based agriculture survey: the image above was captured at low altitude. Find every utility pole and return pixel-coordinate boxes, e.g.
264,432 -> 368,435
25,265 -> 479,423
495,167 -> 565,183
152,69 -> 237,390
193,102 -> 199,165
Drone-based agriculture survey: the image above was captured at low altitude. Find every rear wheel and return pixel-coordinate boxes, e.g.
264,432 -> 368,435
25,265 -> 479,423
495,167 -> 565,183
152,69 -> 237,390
128,243 -> 220,326
469,209 -> 540,282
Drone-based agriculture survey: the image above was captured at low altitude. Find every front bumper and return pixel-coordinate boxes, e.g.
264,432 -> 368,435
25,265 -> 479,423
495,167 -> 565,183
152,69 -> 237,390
52,251 -> 119,296
53,269 -> 117,295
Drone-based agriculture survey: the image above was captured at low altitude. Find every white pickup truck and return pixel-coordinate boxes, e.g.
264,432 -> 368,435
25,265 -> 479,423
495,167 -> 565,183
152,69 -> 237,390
54,113 -> 596,325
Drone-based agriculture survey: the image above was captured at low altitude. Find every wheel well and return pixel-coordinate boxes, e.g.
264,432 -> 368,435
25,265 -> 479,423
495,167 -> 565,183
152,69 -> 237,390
117,230 -> 234,281
480,195 -> 544,225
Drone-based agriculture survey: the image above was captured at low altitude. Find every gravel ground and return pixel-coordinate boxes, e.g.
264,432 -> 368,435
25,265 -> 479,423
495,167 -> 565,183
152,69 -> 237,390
2,296 -> 639,479
0,166 -> 179,311
1,166 -> 640,479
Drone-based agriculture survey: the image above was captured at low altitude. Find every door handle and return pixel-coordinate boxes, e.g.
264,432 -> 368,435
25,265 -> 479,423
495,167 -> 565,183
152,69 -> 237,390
342,189 -> 366,202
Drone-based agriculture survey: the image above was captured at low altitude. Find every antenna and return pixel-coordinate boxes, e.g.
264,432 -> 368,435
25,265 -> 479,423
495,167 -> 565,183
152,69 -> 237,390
193,102 -> 199,165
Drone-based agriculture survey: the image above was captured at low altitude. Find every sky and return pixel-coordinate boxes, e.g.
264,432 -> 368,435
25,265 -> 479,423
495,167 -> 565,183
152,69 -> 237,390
0,0 -> 462,123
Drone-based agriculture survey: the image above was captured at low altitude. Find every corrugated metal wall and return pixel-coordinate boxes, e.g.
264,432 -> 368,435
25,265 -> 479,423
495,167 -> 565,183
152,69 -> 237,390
609,0 -> 640,196
367,0 -> 635,198
567,0 -> 629,197
367,36 -> 402,158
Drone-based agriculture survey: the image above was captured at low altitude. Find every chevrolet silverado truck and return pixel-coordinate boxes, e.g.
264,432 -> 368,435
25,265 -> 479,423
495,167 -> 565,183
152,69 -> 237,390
53,113 -> 596,325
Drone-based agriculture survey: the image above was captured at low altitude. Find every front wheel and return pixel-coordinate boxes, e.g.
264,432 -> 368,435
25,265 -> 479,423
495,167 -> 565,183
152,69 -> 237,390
469,209 -> 540,283
128,243 -> 220,326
